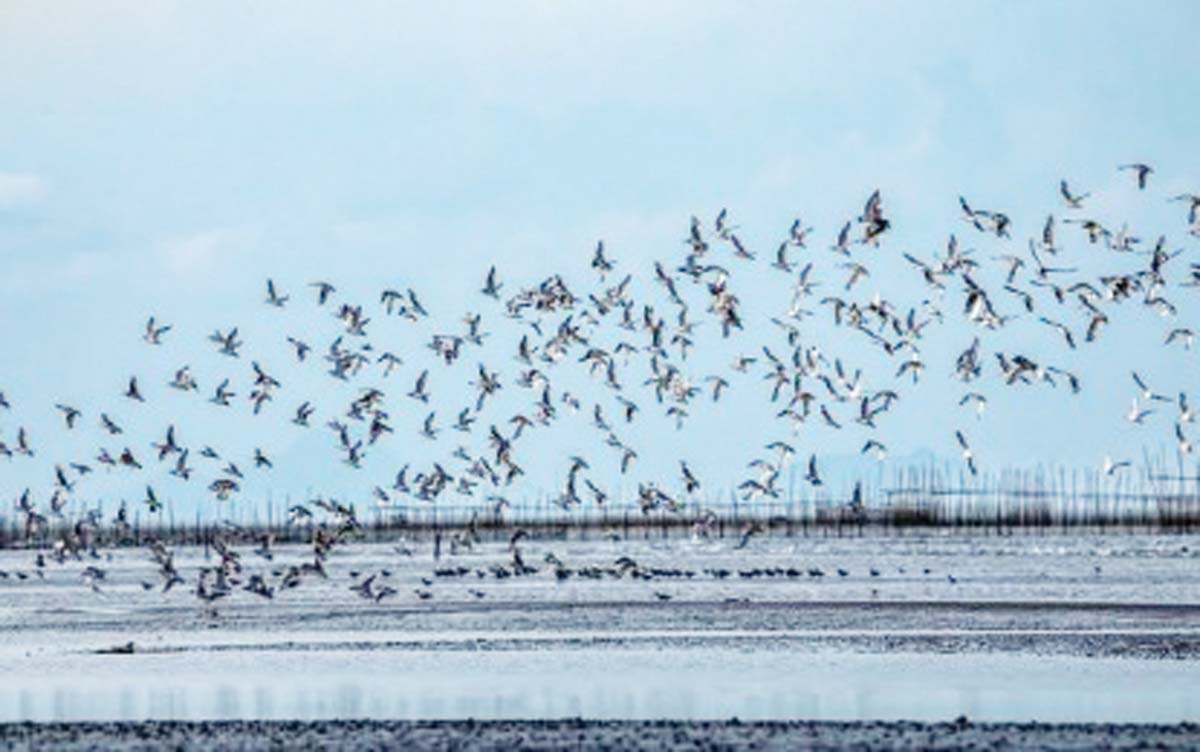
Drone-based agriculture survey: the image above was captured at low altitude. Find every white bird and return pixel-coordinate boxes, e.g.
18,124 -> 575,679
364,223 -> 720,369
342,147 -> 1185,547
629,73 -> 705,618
861,439 -> 887,461
955,430 -> 977,476
1179,393 -> 1196,424
1132,372 -> 1170,403
959,392 -> 987,419
1102,456 -> 1131,476
143,317 -> 171,345
1177,423 -> 1193,455
1127,398 -> 1154,425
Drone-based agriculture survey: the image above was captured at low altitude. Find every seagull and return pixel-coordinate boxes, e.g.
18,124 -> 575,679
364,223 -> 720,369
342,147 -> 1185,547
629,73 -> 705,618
209,478 -> 239,500
286,337 -> 311,361
993,254 -> 1025,284
831,221 -> 851,255
1085,309 -> 1109,343
1041,214 -> 1058,253
124,377 -> 145,403
680,461 -> 701,494
955,430 -> 977,476
1046,367 -> 1080,395
789,218 -> 813,247
144,485 -> 162,513
1179,393 -> 1195,424
170,450 -> 192,480
54,465 -> 74,492
1118,163 -> 1153,190
408,370 -> 430,403
1059,180 -> 1090,209
210,378 -> 235,407
293,401 -> 315,427
210,328 -> 242,358
1063,217 -> 1110,244
1039,317 -> 1076,349
735,522 -> 764,550
1127,398 -> 1154,425
705,376 -> 729,401
1165,328 -> 1195,350
143,317 -> 171,345
620,448 -> 637,475
153,425 -> 180,461
765,440 -> 797,465
1176,423 -> 1193,455
252,360 -> 281,389
482,266 -> 503,299
1132,372 -> 1171,403
714,207 -> 738,239
1028,241 -> 1077,280
54,404 -> 82,430
1003,284 -> 1034,313
840,262 -> 870,291
804,454 -> 822,486
81,566 -> 106,593
420,411 -> 439,440
592,240 -> 615,276
861,439 -> 887,460
1170,193 -> 1200,227
377,352 -> 403,377
453,407 -> 476,433
858,188 -> 890,244
407,289 -> 429,318
169,366 -> 199,392
1102,456 -> 1132,476
727,234 -> 754,260
118,447 -> 142,469
771,243 -> 795,273
959,392 -> 988,418
265,279 -> 288,307
309,281 -> 336,305
288,504 -> 313,525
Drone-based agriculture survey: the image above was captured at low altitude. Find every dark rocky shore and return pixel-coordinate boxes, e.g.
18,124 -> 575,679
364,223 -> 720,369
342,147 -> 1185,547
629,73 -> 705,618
2,719 -> 1199,751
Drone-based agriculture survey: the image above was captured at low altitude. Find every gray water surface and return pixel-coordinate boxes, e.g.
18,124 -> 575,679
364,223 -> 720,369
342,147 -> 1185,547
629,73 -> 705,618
2,638 -> 1197,723
1,535 -> 1198,723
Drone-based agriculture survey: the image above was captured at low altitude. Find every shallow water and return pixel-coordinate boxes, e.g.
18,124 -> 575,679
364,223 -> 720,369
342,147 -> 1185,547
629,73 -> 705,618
3,646 -> 1198,723
0,534 -> 1198,723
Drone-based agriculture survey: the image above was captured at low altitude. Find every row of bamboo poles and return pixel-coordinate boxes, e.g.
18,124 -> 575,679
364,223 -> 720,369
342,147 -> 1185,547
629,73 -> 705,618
4,453 -> 1200,549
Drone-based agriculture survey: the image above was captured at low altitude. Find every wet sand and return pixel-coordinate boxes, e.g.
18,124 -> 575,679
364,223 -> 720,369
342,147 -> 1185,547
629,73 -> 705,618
2,719 -> 1199,751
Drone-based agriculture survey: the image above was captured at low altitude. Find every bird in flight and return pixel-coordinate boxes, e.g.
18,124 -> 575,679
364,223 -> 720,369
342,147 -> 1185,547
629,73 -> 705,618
143,317 -> 171,345
1118,163 -> 1153,190
265,279 -> 289,307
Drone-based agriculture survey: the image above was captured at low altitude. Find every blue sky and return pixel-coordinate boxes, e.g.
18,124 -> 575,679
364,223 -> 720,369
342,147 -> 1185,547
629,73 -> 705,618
2,2 -> 1199,520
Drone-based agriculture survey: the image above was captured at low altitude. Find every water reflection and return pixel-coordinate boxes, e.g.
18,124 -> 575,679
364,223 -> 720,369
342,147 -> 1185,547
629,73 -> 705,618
1,646 -> 1198,723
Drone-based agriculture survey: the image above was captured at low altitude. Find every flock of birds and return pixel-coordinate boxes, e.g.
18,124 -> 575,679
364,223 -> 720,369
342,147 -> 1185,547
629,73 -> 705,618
1,164 -> 1199,603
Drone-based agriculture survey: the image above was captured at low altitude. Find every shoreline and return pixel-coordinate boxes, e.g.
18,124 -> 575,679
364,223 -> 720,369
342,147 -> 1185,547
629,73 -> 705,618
2,719 -> 1199,751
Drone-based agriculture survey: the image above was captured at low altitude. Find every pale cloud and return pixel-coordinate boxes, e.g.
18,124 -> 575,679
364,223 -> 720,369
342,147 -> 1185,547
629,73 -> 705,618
159,227 -> 257,278
61,251 -> 107,282
0,172 -> 48,208
0,251 -> 106,295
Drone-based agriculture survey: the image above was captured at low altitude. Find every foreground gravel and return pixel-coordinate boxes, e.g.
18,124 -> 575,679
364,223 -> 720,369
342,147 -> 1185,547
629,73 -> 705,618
2,719 -> 1199,751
